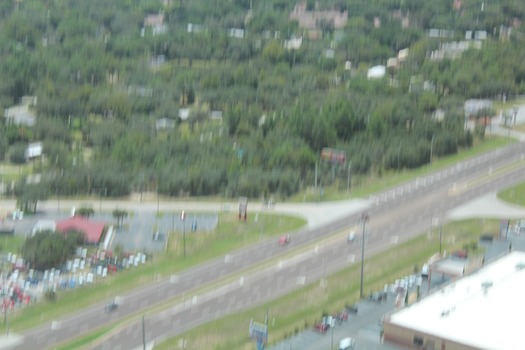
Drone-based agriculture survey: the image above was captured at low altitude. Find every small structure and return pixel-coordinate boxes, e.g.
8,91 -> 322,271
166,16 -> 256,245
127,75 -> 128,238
155,118 -> 176,131
228,28 -> 245,39
284,36 -> 303,50
178,108 -> 190,121
367,65 -> 386,80
289,1 -> 348,30
25,142 -> 43,160
143,12 -> 167,35
4,96 -> 37,127
209,110 -> 223,121
32,220 -> 57,236
239,197 -> 248,221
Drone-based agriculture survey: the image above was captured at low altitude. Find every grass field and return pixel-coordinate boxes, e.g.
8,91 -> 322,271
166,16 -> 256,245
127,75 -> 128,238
499,182 -> 525,206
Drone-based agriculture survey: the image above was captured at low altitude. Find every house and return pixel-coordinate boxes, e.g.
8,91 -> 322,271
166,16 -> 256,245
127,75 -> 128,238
4,96 -> 37,127
143,13 -> 167,35
367,65 -> 386,80
179,108 -> 190,121
156,117 -> 176,130
149,55 -> 165,68
289,1 -> 348,31
209,110 -> 223,121
55,216 -> 106,245
25,142 -> 43,160
229,28 -> 245,39
187,23 -> 205,33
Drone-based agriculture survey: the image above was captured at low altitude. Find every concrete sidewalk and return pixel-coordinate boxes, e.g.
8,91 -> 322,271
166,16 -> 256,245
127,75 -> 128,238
447,192 -> 525,221
0,334 -> 23,350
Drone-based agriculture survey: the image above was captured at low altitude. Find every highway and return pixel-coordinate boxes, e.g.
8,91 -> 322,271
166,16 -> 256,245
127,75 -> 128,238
11,141 -> 525,350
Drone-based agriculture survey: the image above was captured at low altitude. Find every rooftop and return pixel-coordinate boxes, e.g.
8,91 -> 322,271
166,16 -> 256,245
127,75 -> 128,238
388,251 -> 525,350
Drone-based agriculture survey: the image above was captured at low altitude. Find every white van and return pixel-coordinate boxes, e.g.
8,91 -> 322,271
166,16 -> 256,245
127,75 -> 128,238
339,337 -> 355,350
421,263 -> 429,278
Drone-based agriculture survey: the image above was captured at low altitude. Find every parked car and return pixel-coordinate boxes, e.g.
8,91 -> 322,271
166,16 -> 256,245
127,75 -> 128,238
313,321 -> 329,333
368,291 -> 383,303
480,234 -> 494,242
421,263 -> 429,278
346,303 -> 358,314
452,249 -> 468,259
339,337 -> 355,350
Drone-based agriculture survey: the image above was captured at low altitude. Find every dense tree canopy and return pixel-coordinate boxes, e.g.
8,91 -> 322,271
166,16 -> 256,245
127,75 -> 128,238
22,231 -> 84,271
1,0 -> 524,200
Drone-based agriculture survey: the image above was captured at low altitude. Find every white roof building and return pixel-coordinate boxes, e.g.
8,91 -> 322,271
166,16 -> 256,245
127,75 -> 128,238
384,251 -> 525,350
367,65 -> 386,79
32,220 -> 57,236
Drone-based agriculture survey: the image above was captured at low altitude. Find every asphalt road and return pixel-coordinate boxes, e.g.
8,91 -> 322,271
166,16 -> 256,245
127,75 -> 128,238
8,141 -> 525,349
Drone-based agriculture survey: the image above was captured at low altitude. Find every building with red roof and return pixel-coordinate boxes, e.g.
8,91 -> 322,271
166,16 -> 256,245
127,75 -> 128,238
55,216 -> 106,244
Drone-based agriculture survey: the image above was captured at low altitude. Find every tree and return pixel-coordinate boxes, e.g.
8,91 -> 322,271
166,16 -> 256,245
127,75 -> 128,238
0,130 -> 6,160
113,209 -> 129,228
76,207 -> 95,218
15,182 -> 50,213
8,143 -> 27,164
22,231 -> 77,271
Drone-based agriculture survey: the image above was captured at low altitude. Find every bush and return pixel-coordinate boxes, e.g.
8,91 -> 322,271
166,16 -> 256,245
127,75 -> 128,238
45,290 -> 56,302
9,143 -> 27,164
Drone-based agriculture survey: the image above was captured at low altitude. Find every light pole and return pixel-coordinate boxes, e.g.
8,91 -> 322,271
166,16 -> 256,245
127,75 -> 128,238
432,217 -> 442,255
360,212 -> 369,299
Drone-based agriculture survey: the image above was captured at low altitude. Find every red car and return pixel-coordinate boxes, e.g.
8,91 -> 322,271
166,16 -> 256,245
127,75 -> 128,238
279,235 -> 290,246
452,249 -> 468,259
313,322 -> 329,333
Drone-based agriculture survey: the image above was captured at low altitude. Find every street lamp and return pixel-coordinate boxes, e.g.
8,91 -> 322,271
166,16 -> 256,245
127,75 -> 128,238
360,212 -> 369,299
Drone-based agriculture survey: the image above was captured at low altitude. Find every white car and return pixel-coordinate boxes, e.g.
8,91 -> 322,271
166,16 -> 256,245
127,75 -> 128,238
339,337 -> 355,350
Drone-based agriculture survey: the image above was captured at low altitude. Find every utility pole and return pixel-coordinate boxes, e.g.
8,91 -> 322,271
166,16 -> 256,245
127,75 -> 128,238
347,161 -> 351,193
360,212 -> 369,299
430,135 -> 435,167
439,222 -> 443,255
181,211 -> 186,257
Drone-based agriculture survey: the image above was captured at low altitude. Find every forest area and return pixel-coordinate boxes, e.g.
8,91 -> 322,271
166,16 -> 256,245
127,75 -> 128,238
1,0 -> 525,208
